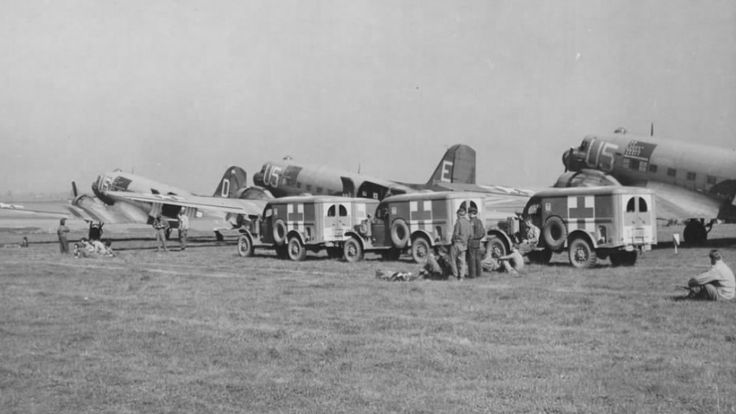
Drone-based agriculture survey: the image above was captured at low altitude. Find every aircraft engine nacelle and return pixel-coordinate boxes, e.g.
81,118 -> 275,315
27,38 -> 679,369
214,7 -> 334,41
554,169 -> 622,188
236,186 -> 274,200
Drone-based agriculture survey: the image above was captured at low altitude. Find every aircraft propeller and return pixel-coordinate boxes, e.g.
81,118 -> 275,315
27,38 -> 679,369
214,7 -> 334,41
72,181 -> 78,198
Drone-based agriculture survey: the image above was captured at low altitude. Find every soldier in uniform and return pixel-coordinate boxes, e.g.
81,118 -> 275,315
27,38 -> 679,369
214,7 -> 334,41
684,250 -> 735,301
178,210 -> 190,251
516,215 -> 540,256
152,215 -> 170,252
467,207 -> 485,278
57,218 -> 70,254
449,207 -> 472,280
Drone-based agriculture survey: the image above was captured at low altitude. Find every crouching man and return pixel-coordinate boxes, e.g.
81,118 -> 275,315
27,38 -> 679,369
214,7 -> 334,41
685,250 -> 735,301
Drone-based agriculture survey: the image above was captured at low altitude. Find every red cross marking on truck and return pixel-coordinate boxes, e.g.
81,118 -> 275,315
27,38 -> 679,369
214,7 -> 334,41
410,201 -> 432,222
569,196 -> 595,229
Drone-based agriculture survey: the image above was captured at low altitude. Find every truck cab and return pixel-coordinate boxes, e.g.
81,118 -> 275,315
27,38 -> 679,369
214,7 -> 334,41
237,196 -> 378,261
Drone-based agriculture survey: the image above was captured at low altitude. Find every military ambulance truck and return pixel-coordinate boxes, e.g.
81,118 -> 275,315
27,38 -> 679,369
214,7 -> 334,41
237,196 -> 379,261
343,191 -> 496,263
485,186 -> 657,268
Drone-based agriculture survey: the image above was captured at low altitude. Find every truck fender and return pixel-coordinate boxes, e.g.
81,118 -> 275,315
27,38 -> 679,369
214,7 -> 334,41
486,229 -> 513,254
343,230 -> 367,250
286,230 -> 305,246
410,229 -> 434,246
567,229 -> 597,249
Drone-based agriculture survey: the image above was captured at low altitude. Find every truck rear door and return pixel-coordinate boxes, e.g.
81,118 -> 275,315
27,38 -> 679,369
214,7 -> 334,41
623,194 -> 654,245
324,203 -> 350,240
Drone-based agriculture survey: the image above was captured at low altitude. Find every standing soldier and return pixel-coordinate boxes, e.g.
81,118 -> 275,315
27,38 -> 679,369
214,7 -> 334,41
57,218 -> 70,254
152,215 -> 169,252
449,207 -> 472,280
178,209 -> 190,251
467,207 -> 485,278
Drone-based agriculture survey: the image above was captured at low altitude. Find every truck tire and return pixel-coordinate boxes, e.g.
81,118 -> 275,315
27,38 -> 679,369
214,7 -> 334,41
486,235 -> 507,258
568,237 -> 596,268
543,216 -> 567,251
237,235 -> 254,257
273,219 -> 287,245
390,219 -> 410,249
411,237 -> 431,264
287,236 -> 306,261
343,237 -> 364,263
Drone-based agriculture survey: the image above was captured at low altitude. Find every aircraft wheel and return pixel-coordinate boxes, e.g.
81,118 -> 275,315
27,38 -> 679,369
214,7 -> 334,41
343,237 -> 364,263
487,235 -> 507,258
411,237 -> 431,264
287,237 -> 306,261
568,237 -> 596,269
237,235 -> 254,257
683,220 -> 707,245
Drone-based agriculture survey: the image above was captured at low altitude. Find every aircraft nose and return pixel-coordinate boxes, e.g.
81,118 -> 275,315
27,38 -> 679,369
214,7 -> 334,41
562,148 -> 573,172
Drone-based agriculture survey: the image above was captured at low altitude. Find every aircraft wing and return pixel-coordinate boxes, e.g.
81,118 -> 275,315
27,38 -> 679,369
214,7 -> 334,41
0,202 -> 69,219
104,191 -> 267,217
644,181 -> 722,220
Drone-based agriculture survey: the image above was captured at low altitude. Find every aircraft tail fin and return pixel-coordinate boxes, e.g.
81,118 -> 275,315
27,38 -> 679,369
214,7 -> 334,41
426,144 -> 476,185
213,166 -> 248,198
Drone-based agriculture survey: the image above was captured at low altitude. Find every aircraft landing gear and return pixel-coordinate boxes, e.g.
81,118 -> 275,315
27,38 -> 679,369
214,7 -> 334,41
683,219 -> 712,245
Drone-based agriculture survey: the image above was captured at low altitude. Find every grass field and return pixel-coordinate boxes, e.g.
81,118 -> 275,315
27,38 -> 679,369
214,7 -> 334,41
1,226 -> 735,413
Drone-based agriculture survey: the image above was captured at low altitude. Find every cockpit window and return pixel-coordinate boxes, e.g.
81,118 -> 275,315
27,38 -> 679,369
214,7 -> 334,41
580,140 -> 588,151
110,176 -> 132,191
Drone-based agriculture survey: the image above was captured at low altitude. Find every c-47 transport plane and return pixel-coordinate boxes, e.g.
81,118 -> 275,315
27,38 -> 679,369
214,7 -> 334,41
2,167 -> 268,237
555,131 -> 736,243
252,144 -> 533,205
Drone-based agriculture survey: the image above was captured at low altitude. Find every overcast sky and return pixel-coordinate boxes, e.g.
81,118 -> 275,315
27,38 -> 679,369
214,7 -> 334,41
1,0 -> 734,197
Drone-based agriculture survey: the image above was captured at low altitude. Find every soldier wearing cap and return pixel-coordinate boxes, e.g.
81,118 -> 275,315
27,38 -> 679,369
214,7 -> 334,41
517,215 -> 540,256
467,206 -> 485,278
449,206 -> 472,280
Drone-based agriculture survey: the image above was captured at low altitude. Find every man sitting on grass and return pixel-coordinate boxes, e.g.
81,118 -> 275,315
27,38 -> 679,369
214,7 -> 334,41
684,250 -> 735,301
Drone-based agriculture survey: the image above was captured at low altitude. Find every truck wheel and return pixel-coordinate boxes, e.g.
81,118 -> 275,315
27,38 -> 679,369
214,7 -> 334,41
487,235 -> 507,258
273,219 -> 287,245
568,237 -> 596,268
543,216 -> 567,251
411,237 -> 431,264
343,237 -> 364,263
287,237 -> 306,261
390,219 -> 410,249
237,235 -> 254,257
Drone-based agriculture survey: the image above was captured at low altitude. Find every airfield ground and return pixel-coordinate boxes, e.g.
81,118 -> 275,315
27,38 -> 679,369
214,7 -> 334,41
1,225 -> 735,413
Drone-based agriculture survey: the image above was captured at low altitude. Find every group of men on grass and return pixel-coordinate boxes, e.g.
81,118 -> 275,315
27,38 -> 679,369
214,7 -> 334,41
419,207 -> 540,281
